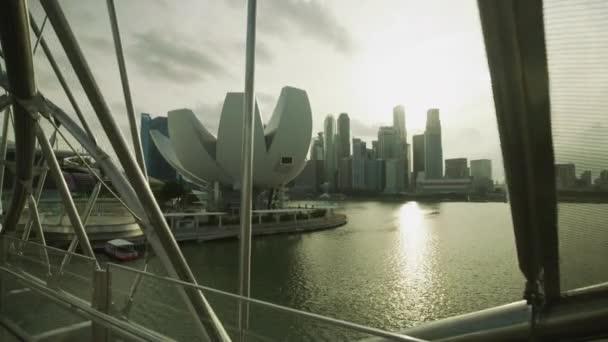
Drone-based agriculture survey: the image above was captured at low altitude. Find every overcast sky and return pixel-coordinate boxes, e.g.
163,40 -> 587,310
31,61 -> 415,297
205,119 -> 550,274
17,0 -> 607,181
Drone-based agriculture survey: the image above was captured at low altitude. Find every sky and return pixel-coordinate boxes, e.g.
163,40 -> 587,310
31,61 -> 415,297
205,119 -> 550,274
11,0 -> 606,182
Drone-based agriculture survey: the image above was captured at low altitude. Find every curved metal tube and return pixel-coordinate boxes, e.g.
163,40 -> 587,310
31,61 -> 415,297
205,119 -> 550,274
0,0 -> 38,233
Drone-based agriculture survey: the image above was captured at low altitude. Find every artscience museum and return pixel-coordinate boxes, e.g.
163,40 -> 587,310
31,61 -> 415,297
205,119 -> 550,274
150,86 -> 313,191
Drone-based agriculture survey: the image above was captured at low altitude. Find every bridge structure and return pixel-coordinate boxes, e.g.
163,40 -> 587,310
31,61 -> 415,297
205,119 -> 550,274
0,0 -> 607,341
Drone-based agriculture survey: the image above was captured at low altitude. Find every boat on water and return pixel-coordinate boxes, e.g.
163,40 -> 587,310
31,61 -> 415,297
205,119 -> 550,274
104,239 -> 139,262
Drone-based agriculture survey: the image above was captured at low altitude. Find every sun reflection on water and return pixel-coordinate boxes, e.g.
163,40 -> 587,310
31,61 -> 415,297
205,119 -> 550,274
394,202 -> 441,318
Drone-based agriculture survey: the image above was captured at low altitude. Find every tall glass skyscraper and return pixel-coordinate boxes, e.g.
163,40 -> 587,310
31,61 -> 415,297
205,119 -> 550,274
412,134 -> 425,183
337,113 -> 351,160
424,108 -> 443,179
323,115 -> 337,190
140,113 -> 177,182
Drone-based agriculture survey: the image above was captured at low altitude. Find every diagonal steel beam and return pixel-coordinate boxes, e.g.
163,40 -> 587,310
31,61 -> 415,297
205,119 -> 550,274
29,13 -> 97,144
40,1 -> 229,339
35,123 -> 99,269
0,0 -> 38,234
106,0 -> 147,179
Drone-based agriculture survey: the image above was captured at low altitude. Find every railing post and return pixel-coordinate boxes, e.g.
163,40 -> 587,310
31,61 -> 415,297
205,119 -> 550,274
92,268 -> 110,342
238,0 -> 257,338
0,105 -> 10,216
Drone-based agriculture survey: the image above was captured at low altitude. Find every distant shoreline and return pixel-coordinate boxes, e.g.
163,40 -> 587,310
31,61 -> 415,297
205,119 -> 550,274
291,191 -> 608,204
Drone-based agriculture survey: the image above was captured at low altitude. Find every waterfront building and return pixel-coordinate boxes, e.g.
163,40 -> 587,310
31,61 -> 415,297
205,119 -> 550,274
393,105 -> 410,191
352,138 -> 367,190
352,138 -> 366,159
151,86 -> 312,189
416,176 -> 472,194
324,115 -> 337,190
393,105 -> 407,143
470,159 -> 493,194
579,170 -> 592,188
412,134 -> 425,189
384,159 -> 405,193
596,170 -> 608,190
365,159 -> 385,192
352,158 -> 366,190
424,108 -> 443,180
337,113 -> 351,161
292,159 -> 318,193
445,158 -> 469,179
140,113 -> 177,182
555,163 -> 576,190
378,126 -> 400,160
371,140 -> 379,159
310,132 -> 324,161
337,157 -> 353,191
470,159 -> 492,180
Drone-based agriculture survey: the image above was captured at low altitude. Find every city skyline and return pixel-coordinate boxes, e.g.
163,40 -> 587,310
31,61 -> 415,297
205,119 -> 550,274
22,0 -> 607,183
24,0 -> 506,181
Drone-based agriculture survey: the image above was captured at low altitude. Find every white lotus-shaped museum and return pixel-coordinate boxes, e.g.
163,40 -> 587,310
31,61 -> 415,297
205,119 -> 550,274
150,86 -> 313,189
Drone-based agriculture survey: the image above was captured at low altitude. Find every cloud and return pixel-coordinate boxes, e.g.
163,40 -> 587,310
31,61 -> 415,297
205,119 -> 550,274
193,101 -> 224,134
227,0 -> 355,54
128,31 -> 231,83
350,117 -> 380,139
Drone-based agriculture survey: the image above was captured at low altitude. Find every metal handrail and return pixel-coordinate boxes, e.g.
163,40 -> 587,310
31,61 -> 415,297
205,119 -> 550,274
107,262 -> 426,342
0,266 -> 170,342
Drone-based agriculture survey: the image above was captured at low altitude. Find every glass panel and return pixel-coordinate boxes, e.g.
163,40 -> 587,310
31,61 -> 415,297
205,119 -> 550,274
1,236 -> 97,302
544,0 -> 608,291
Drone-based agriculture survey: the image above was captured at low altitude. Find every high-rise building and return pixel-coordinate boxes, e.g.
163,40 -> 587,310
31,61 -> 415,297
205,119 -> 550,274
365,159 -> 385,192
352,138 -> 367,191
337,113 -> 351,160
141,113 -> 152,168
393,105 -> 407,143
470,159 -> 492,194
310,132 -> 324,161
140,113 -> 177,182
470,159 -> 492,181
424,108 -> 443,180
291,159 -> 318,193
579,170 -> 592,188
445,158 -> 469,179
384,159 -> 405,193
371,141 -> 379,159
352,159 -> 366,190
377,126 -> 400,160
352,138 -> 366,159
323,115 -> 337,190
338,157 -> 353,191
555,163 -> 576,190
392,105 -> 410,191
412,134 -> 425,184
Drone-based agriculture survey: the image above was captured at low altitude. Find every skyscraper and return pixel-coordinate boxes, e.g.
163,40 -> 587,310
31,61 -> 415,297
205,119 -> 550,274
470,159 -> 492,194
392,105 -> 409,190
352,138 -> 366,159
424,108 -> 443,180
412,134 -> 425,183
337,113 -> 351,160
140,113 -> 177,182
141,113 -> 152,169
470,159 -> 492,181
393,105 -> 407,143
337,157 -> 353,191
323,115 -> 337,190
445,158 -> 469,179
310,132 -> 324,161
377,126 -> 400,160
352,138 -> 367,190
